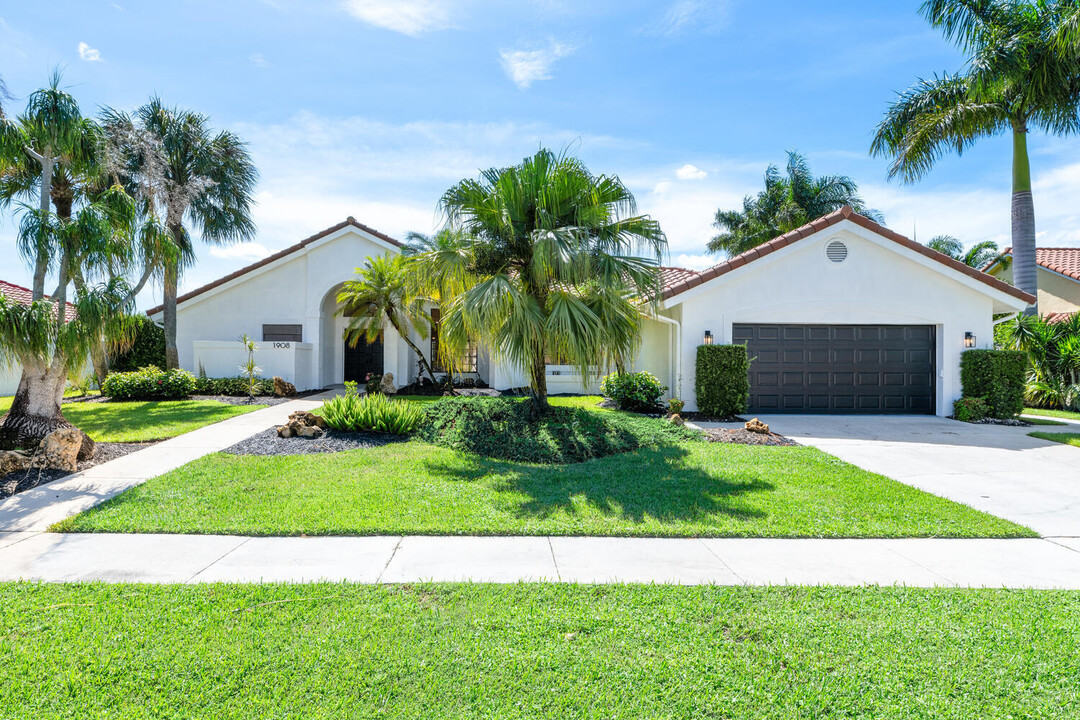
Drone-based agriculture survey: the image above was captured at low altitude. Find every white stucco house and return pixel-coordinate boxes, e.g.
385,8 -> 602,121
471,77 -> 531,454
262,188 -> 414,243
147,207 -> 1034,416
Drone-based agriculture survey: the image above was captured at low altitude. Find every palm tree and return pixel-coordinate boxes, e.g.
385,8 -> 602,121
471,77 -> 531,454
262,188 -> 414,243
101,98 -> 258,369
436,148 -> 666,414
926,234 -> 1002,268
708,151 -> 883,257
1001,312 -> 1080,410
337,254 -> 439,386
871,1 -> 1080,316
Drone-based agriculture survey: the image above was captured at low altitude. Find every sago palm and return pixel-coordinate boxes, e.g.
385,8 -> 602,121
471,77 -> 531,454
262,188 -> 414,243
708,150 -> 882,256
101,98 -> 258,369
436,148 -> 666,414
872,0 -> 1080,315
337,254 -> 440,386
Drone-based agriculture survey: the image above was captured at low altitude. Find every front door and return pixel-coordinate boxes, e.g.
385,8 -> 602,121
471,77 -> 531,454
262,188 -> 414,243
343,337 -> 384,383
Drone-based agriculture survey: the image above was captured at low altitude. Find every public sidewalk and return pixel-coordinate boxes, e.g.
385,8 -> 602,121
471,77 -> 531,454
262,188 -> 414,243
0,395 -> 328,532
1,533 -> 1079,588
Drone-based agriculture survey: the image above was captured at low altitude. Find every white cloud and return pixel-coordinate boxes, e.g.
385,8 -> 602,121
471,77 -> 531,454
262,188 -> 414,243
77,42 -> 102,62
642,0 -> 730,37
675,163 -> 707,180
499,39 -> 575,90
341,0 -> 454,35
250,53 -> 271,68
208,242 -> 272,262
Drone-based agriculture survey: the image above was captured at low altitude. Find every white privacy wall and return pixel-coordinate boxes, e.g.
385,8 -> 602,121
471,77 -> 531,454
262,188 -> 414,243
664,221 -> 1027,415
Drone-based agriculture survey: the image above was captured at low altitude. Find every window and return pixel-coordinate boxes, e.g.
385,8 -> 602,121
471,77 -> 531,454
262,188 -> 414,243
262,324 -> 303,342
430,309 -> 477,373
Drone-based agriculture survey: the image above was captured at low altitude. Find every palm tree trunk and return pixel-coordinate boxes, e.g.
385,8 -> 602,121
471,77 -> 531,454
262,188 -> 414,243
30,152 -> 55,300
529,355 -> 550,416
390,317 -> 439,385
163,229 -> 181,369
0,357 -> 92,458
1011,125 -> 1038,316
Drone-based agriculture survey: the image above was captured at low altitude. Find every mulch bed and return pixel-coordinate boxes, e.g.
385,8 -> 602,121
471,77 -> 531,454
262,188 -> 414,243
0,441 -> 158,498
682,412 -> 747,423
60,391 -> 324,407
221,427 -> 405,457
704,428 -> 798,447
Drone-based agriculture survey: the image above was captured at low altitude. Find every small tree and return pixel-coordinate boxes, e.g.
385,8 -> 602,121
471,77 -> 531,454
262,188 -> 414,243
238,333 -> 261,403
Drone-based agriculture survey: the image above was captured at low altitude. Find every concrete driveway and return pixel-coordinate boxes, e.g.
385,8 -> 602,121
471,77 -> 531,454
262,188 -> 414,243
713,415 -> 1080,537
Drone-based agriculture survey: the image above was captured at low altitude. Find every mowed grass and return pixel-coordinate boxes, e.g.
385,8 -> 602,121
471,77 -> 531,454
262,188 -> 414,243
1,396 -> 259,442
1,583 -> 1078,719
1029,431 -> 1080,448
56,436 -> 1032,537
1025,407 -> 1080,422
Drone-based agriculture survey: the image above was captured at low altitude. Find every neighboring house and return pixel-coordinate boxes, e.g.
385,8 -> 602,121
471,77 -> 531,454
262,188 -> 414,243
149,207 -> 1033,416
984,247 -> 1080,321
0,280 -> 78,396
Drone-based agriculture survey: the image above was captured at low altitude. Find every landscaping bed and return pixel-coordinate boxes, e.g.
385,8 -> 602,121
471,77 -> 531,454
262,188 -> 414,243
223,427 -> 404,456
705,427 -> 798,447
0,441 -> 156,498
1,583 -> 1077,718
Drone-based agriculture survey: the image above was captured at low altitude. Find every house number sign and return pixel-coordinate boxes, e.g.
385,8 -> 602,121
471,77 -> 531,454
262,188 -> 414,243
273,342 -> 291,349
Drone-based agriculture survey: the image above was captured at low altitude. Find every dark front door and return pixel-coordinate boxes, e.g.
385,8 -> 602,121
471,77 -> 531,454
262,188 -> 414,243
343,337 -> 384,383
733,324 -> 936,415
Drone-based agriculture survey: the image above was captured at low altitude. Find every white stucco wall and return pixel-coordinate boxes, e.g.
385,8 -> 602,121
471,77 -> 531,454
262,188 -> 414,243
151,226 -> 410,391
664,221 -> 1029,415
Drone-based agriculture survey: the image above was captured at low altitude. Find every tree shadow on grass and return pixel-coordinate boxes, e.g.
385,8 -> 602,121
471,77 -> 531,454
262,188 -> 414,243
62,401 -> 243,440
422,443 -> 772,527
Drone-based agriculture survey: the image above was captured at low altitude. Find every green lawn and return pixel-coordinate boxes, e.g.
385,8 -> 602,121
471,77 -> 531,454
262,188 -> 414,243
1,397 -> 260,442
56,435 -> 1032,537
1026,417 -> 1068,426
1025,407 -> 1080,422
1029,431 -> 1080,448
1,583 -> 1077,719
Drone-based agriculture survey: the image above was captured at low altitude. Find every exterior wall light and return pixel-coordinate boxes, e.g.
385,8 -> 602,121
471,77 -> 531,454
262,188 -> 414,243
704,330 -> 714,345
964,332 -> 976,348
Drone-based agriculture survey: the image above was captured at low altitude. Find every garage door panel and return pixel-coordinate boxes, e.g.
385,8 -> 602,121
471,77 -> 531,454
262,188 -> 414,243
736,323 -> 935,415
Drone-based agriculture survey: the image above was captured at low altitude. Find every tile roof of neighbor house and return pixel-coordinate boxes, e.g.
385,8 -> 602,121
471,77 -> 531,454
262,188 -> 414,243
0,279 -> 78,322
996,247 -> 1080,283
145,217 -> 405,316
661,206 -> 1037,305
658,266 -> 699,292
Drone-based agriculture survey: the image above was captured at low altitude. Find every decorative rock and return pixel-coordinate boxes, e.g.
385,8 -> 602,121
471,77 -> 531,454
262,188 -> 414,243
744,418 -> 770,435
276,410 -> 327,439
277,425 -> 294,438
296,425 -> 324,438
379,372 -> 397,395
30,427 -> 84,472
273,376 -> 297,398
0,450 -> 31,476
669,414 -> 686,426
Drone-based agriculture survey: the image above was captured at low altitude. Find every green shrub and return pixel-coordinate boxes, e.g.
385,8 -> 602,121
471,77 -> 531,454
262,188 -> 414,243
102,366 -> 197,400
416,396 -> 701,464
667,397 -> 685,415
110,316 -> 166,373
952,396 -> 989,423
321,383 -> 424,435
194,376 -> 274,397
695,345 -> 750,418
959,349 -> 1027,419
600,371 -> 667,412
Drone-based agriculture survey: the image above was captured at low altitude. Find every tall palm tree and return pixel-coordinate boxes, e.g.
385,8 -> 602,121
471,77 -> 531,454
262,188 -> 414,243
436,148 -> 666,414
101,98 -> 258,369
926,234 -> 1002,267
337,254 -> 440,386
708,150 -> 883,256
871,0 -> 1080,316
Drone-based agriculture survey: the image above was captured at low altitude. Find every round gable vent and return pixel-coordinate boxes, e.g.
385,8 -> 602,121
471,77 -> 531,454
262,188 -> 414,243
825,240 -> 848,263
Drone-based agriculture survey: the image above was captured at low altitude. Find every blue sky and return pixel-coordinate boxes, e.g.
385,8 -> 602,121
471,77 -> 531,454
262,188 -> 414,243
2,0 -> 1079,308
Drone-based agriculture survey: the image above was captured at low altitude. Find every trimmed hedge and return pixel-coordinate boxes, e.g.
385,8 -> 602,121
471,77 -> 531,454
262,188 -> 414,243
959,349 -> 1027,419
110,316 -> 166,373
600,371 -> 667,412
194,376 -> 274,397
695,344 -> 750,418
102,366 -> 197,400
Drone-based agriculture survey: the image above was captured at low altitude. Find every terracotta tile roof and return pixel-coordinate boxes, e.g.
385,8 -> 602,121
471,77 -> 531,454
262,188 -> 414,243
0,279 -> 77,322
996,247 -> 1080,282
661,206 -> 1036,305
659,266 -> 699,292
1045,312 -> 1077,324
145,217 -> 404,316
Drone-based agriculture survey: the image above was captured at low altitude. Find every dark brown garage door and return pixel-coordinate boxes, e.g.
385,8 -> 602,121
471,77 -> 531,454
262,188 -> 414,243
732,324 -> 936,414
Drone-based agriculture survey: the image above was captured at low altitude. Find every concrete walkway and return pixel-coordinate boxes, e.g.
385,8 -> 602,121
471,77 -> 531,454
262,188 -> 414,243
0,396 -> 327,532
0,532 -> 1079,587
700,415 -> 1080,537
